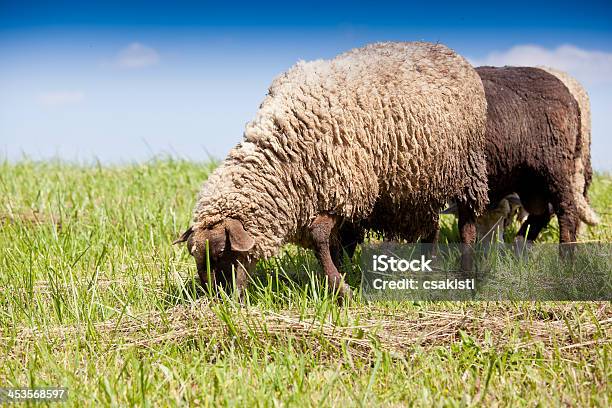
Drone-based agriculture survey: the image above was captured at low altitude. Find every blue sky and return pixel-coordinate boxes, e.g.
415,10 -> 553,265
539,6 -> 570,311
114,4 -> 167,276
1,1 -> 611,169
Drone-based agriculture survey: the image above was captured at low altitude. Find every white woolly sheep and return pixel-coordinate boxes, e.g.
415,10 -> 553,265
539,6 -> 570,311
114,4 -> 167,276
175,42 -> 489,298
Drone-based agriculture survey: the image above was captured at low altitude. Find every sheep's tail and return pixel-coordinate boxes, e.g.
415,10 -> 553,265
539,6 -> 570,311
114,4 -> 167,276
574,161 -> 600,225
537,66 -> 599,227
578,200 -> 600,226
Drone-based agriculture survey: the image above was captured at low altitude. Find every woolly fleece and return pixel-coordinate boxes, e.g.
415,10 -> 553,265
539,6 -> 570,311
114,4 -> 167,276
193,42 -> 489,258
538,67 -> 599,226
476,66 -> 581,243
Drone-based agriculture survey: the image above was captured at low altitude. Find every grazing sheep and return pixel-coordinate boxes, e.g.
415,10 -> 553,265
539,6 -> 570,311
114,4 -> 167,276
475,66 -> 583,244
469,68 -> 598,243
175,42 -> 489,298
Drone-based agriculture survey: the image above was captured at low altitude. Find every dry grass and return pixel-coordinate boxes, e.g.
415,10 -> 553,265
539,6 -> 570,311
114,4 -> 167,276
8,300 -> 610,361
0,209 -> 61,228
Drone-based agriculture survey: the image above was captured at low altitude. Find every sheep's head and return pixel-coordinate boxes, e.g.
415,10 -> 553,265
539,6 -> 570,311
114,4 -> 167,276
173,218 -> 255,291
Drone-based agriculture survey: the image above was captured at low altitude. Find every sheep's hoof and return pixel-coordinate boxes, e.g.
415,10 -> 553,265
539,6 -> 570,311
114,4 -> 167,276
459,247 -> 475,274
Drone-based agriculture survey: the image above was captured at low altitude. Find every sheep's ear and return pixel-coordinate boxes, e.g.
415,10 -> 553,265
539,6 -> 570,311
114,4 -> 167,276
173,226 -> 193,245
225,219 -> 255,252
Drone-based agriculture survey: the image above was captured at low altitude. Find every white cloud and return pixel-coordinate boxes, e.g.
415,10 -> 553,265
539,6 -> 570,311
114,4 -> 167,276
114,42 -> 160,69
470,44 -> 612,85
37,91 -> 84,107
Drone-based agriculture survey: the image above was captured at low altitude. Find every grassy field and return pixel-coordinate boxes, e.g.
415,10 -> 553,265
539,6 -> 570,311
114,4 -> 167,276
1,159 -> 610,406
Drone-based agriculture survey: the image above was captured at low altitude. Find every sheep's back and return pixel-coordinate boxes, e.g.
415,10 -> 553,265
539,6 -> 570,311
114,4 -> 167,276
244,42 -> 488,239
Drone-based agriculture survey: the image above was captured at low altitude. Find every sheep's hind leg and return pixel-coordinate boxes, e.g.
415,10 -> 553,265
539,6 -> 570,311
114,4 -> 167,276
457,203 -> 477,273
551,188 -> 579,259
310,214 -> 353,301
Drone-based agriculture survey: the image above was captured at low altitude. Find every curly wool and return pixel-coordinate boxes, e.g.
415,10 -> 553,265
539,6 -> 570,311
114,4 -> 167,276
537,67 -> 599,226
194,42 -> 488,258
476,66 -> 581,238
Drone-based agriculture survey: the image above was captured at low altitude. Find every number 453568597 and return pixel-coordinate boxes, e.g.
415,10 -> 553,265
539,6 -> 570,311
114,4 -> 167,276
0,388 -> 67,402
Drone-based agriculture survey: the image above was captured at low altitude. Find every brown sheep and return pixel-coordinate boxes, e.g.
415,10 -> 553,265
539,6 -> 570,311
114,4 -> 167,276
475,66 -> 582,245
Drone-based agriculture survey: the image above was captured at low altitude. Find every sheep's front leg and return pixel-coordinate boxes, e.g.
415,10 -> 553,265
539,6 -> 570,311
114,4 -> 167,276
514,212 -> 552,254
310,214 -> 352,300
225,262 -> 252,303
512,193 -> 552,256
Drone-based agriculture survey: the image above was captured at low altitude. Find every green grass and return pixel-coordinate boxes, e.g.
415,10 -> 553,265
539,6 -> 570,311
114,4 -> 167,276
1,158 -> 610,406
